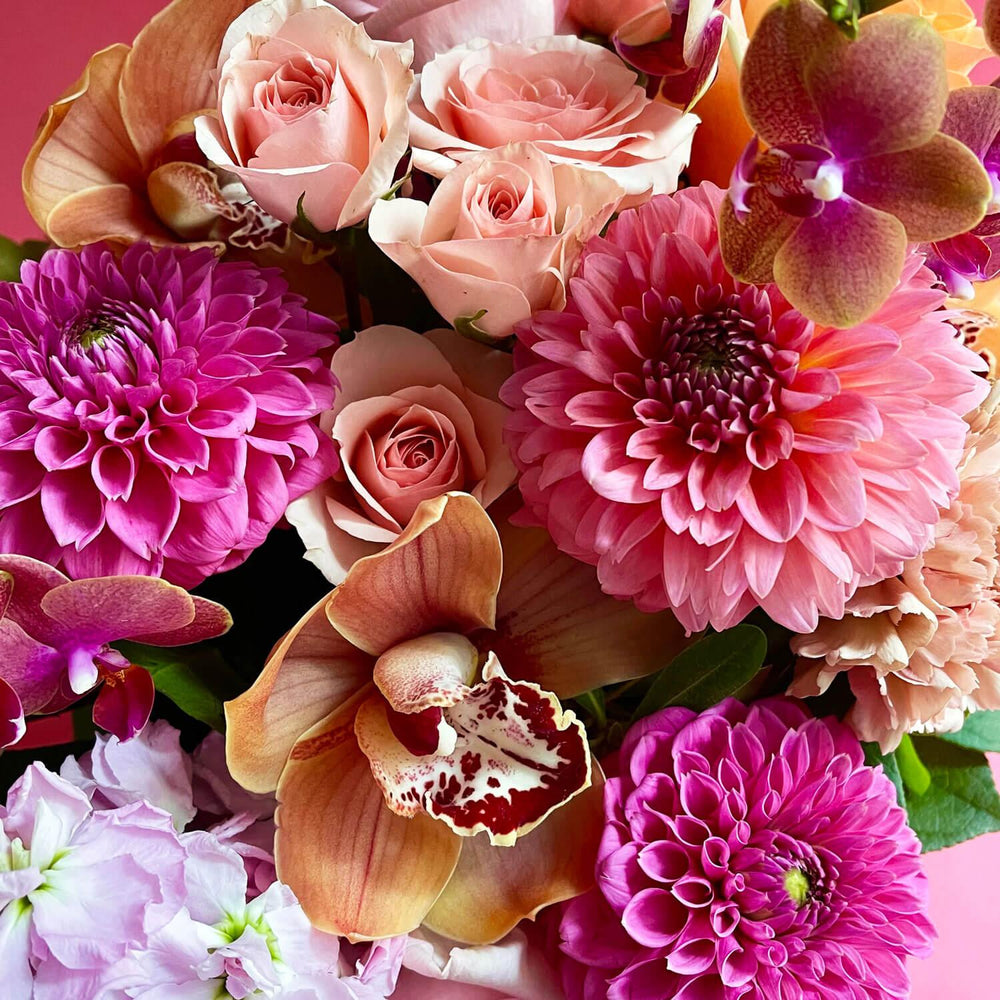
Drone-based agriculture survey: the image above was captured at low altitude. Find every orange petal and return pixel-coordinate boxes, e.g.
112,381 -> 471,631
423,765 -> 606,945
43,185 -> 173,248
327,493 -> 501,657
356,655 -> 592,846
225,594 -> 373,793
373,632 -> 478,713
276,690 -> 461,940
121,0 -> 257,166
146,161 -> 234,244
22,45 -> 145,242
487,506 -> 690,699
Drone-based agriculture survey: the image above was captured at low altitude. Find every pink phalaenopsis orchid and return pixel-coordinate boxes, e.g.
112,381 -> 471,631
720,0 -> 991,327
0,555 -> 230,743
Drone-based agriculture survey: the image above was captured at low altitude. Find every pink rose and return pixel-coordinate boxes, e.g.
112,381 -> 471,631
369,142 -> 622,339
194,0 -> 413,233
331,0 -> 571,70
408,35 -> 699,201
286,325 -> 516,582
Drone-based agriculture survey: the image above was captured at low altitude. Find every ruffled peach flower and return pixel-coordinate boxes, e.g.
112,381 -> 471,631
408,36 -> 698,203
791,384 -> 1000,751
687,0 -> 991,187
369,143 -> 623,340
287,325 -> 516,583
225,492 -> 687,942
195,0 -> 413,233
20,0 -> 292,250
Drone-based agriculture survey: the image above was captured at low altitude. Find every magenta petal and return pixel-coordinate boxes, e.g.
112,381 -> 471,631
0,570 -> 12,620
104,464 -> 180,561
622,887 -> 688,947
0,618 -> 65,714
0,676 -> 25,749
940,85 -> 1000,160
92,665 -> 155,741
129,594 -> 232,647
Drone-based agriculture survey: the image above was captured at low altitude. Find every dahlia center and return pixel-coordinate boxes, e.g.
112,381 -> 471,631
783,866 -> 811,907
68,312 -> 120,349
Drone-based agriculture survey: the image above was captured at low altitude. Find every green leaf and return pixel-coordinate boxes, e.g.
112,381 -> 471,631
114,641 -> 244,732
906,735 -> 1000,852
939,711 -> 1000,753
633,624 -> 768,719
863,741 -> 906,808
574,688 -> 607,729
0,236 -> 48,283
895,733 -> 931,796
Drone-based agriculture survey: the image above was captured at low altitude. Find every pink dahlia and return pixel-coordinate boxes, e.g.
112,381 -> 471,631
0,243 -> 338,586
502,183 -> 988,632
559,698 -> 935,999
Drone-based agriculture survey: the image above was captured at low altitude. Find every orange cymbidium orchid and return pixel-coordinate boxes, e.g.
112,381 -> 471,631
21,0 -> 275,251
225,491 -> 688,944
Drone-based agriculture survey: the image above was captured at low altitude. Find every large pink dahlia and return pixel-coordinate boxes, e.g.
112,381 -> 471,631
558,698 -> 935,1000
502,184 -> 988,632
0,244 -> 338,586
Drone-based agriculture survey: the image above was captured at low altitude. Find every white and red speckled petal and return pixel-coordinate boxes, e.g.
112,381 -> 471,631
355,653 -> 592,847
373,632 -> 478,716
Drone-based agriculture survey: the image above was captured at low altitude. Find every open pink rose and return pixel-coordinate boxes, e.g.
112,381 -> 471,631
287,325 -> 516,582
408,35 -> 698,202
332,0 -> 570,70
369,142 -> 622,339
195,0 -> 413,232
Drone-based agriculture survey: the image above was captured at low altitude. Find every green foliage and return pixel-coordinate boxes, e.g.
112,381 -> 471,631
114,641 -> 245,733
896,733 -> 932,796
0,236 -> 48,282
939,711 -> 1000,753
633,624 -> 768,719
905,735 -> 1000,852
821,0 -> 903,38
863,741 -> 906,808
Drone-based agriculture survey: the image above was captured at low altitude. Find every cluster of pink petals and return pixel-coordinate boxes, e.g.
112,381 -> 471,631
792,384 -> 1000,751
502,183 -> 988,633
0,243 -> 338,587
558,698 -> 934,999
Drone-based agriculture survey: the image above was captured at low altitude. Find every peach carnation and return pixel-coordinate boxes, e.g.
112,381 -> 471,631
792,383 -> 1000,751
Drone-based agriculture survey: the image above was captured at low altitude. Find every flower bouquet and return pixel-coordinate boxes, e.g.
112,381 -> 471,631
3,0 -> 1000,995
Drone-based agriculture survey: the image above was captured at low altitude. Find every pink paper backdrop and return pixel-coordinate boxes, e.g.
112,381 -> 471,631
2,1 -> 1000,995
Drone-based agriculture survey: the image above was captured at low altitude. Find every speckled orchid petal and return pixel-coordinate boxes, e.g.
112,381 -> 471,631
275,688 -> 462,941
92,663 -> 155,741
985,0 -> 1000,57
38,576 -> 197,646
803,13 -> 949,161
0,556 -> 73,648
326,493 -> 501,658
423,769 -> 605,945
941,85 -> 1000,161
130,594 -> 232,646
373,632 -> 479,714
844,133 -> 991,243
225,594 -> 374,793
773,196 -> 907,329
718,183 -> 801,285
355,654 -> 591,847
0,571 -> 12,621
739,0 -> 829,146
0,677 -> 25,749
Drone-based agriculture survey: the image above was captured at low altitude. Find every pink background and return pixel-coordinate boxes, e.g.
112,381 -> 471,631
2,0 -> 999,995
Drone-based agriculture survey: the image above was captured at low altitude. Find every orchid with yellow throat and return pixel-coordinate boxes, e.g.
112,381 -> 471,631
224,491 -> 688,943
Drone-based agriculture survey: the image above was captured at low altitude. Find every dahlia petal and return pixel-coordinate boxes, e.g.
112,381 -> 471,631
582,427 -> 659,503
91,445 -> 137,502
356,655 -> 592,846
773,198 -> 907,328
844,134 -> 990,243
622,888 -> 688,948
40,469 -> 105,549
0,452 -> 45,508
275,692 -> 461,941
33,426 -> 93,472
736,462 -> 807,544
104,464 -> 180,561
424,772 -> 605,946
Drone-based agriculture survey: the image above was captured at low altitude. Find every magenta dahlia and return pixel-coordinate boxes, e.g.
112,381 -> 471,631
502,182 -> 989,632
0,244 -> 338,586
559,698 -> 934,1000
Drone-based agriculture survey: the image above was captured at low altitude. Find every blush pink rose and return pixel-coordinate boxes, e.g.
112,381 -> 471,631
194,0 -> 413,233
369,142 -> 623,339
408,35 -> 699,201
286,325 -> 516,582
331,0 -> 571,70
